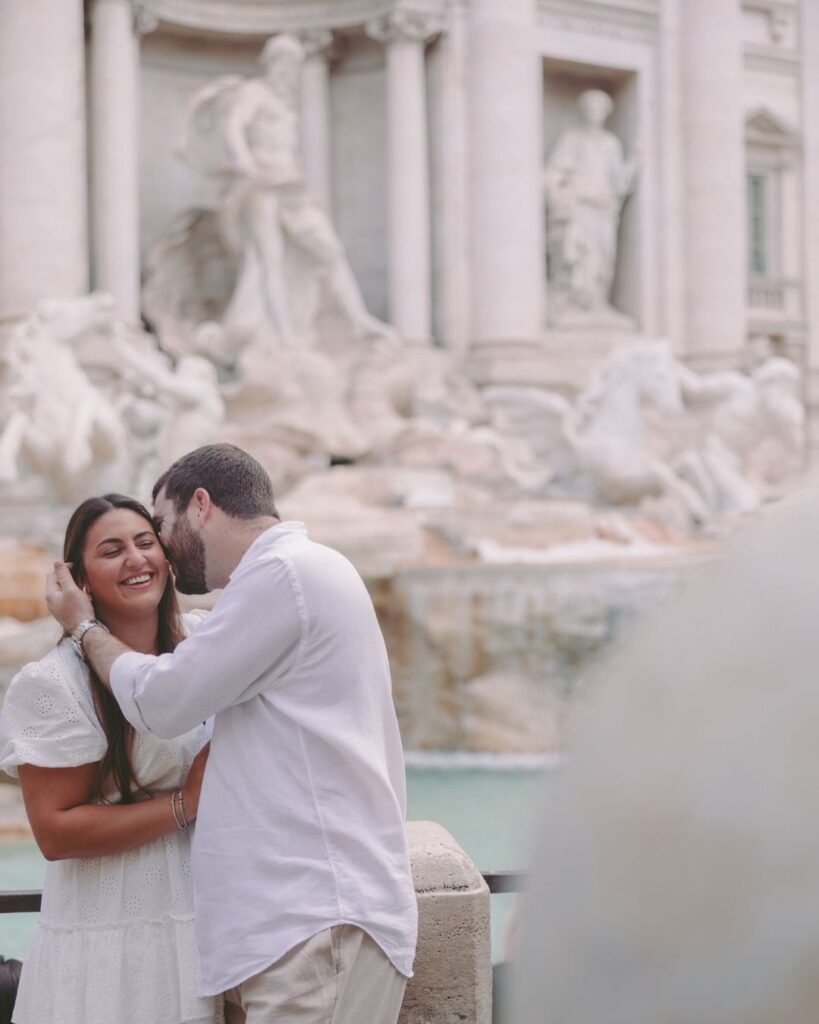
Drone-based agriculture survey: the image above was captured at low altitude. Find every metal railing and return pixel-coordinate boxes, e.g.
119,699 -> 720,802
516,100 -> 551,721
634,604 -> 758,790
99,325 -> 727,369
0,872 -> 525,915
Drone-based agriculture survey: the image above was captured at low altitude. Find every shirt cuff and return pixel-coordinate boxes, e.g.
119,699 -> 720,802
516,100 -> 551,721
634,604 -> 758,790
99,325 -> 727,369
110,651 -> 157,733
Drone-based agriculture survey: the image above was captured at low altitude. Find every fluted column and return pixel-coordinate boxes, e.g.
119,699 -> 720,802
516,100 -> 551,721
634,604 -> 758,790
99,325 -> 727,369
681,0 -> 745,364
468,0 -> 542,342
428,0 -> 470,353
801,0 -> 819,449
0,0 -> 88,313
89,0 -> 152,322
657,0 -> 685,347
298,29 -> 334,215
367,11 -> 443,342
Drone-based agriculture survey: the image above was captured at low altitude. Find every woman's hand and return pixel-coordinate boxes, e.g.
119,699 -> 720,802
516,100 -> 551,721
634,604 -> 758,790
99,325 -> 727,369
46,561 -> 95,634
182,743 -> 210,822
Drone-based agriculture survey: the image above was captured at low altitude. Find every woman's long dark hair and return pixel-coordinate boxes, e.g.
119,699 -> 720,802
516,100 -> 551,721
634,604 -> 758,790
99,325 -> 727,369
63,494 -> 185,803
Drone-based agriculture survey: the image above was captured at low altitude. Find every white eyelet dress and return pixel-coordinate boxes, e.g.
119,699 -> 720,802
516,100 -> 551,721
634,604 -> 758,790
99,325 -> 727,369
0,635 -> 223,1024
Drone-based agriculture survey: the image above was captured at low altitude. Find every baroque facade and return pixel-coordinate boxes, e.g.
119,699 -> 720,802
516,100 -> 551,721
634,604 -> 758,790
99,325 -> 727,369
1,0 -> 818,434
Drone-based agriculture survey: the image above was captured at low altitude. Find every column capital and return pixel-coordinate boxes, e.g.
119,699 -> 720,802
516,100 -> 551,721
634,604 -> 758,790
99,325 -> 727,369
365,9 -> 446,46
295,27 -> 335,58
131,0 -> 159,36
87,0 -> 157,37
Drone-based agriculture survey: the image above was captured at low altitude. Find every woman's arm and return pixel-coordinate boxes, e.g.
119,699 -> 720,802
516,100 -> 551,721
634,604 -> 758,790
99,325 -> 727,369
17,744 -> 208,861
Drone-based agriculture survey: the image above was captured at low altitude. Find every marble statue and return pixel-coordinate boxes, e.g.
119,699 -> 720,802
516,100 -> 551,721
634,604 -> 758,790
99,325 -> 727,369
563,342 -> 711,521
0,292 -> 233,506
667,355 -> 805,515
0,298 -> 127,501
111,324 -> 225,464
543,89 -> 638,329
150,33 -> 393,359
477,342 -> 805,528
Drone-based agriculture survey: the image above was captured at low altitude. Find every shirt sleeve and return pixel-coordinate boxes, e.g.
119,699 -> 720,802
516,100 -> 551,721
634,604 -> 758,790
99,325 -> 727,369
0,649 -> 107,778
111,555 -> 306,738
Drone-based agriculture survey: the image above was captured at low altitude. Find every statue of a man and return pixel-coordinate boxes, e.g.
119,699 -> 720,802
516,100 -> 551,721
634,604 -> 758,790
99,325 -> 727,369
180,34 -> 393,352
543,89 -> 638,329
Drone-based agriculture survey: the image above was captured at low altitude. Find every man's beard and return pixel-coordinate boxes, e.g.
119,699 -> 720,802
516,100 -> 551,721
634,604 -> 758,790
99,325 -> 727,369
169,518 -> 208,594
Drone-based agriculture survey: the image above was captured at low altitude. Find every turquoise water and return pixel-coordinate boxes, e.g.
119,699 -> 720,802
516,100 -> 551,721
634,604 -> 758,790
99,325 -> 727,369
0,764 -> 547,963
0,840 -> 43,961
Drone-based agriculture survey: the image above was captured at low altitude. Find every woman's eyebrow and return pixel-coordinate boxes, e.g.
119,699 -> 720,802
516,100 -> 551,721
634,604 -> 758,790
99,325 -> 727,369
95,530 -> 154,549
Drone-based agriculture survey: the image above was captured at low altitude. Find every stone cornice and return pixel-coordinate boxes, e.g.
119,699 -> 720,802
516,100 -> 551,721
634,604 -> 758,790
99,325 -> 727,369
745,106 -> 801,149
140,0 -> 447,36
539,0 -> 658,43
744,47 -> 801,75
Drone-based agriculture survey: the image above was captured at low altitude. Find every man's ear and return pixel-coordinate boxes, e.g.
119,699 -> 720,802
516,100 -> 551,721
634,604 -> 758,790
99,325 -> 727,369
192,487 -> 214,525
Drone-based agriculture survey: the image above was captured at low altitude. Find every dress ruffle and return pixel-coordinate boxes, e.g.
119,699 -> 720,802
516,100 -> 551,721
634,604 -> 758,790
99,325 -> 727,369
13,912 -> 222,1024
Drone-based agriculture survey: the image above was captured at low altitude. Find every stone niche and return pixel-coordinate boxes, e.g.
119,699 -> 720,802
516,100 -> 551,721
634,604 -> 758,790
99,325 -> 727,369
542,57 -> 641,331
139,25 -> 389,322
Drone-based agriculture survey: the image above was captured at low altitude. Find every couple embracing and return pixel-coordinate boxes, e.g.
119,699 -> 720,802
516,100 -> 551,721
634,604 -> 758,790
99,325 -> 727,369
0,443 -> 417,1024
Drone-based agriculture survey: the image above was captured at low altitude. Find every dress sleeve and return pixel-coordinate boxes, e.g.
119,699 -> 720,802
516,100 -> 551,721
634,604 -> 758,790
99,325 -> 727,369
0,646 -> 108,778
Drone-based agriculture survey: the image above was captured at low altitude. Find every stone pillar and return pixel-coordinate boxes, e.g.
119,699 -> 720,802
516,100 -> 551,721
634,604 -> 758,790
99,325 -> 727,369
0,0 -> 89,314
366,12 -> 443,343
298,29 -> 334,215
89,0 -> 151,323
428,0 -> 471,353
400,821 -> 492,1024
468,0 -> 543,343
681,0 -> 746,367
658,0 -> 686,348
801,0 -> 819,451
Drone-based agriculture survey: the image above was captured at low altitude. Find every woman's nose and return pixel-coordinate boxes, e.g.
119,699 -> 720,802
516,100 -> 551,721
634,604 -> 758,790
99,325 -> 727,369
123,546 -> 147,567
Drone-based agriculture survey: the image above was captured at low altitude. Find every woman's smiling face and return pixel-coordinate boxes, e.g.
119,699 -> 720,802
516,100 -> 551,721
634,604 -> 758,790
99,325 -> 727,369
80,508 -> 169,621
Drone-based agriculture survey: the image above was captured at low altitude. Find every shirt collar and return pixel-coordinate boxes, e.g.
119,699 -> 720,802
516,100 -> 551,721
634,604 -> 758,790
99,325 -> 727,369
230,520 -> 307,580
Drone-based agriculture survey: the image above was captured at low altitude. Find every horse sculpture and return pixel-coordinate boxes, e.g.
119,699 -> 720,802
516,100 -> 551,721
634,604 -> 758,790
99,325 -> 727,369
563,341 -> 712,523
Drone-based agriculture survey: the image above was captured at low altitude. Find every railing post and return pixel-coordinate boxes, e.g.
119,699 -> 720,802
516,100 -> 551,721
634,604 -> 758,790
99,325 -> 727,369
401,820 -> 492,1024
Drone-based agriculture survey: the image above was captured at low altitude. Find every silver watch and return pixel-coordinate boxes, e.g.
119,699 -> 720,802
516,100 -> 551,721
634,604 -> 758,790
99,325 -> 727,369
69,618 -> 109,661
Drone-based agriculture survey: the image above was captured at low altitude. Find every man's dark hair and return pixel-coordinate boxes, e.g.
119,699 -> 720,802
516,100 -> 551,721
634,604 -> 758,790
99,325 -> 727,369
153,444 -> 279,520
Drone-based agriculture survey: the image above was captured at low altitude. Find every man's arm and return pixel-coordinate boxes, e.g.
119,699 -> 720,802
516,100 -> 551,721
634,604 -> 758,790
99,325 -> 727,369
47,558 -> 305,739
46,562 -> 131,685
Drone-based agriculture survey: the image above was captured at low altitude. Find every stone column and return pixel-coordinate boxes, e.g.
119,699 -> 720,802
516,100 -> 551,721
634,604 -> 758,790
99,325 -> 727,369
801,0 -> 819,450
468,0 -> 543,343
367,12 -> 443,343
658,0 -> 686,348
89,0 -> 152,323
0,0 -> 89,313
298,29 -> 334,215
427,0 -> 470,353
681,0 -> 746,366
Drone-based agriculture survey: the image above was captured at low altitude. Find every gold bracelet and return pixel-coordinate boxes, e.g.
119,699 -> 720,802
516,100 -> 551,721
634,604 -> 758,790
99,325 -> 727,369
177,788 -> 189,830
171,789 -> 188,831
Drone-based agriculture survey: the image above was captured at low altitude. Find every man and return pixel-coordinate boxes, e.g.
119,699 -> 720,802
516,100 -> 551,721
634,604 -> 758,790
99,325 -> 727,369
46,443 -> 417,1023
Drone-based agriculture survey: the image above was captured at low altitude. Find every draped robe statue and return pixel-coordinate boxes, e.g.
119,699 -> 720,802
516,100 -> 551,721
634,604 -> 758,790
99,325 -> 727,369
543,90 -> 638,329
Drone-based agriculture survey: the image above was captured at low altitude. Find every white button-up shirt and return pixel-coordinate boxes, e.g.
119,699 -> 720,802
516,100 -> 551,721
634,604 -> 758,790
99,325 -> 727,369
111,522 -> 417,995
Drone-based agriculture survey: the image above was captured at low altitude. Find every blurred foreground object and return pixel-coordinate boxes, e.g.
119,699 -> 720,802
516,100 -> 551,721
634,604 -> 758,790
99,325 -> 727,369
515,485 -> 819,1023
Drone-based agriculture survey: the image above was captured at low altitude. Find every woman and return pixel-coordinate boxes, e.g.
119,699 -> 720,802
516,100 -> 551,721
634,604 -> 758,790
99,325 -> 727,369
0,495 -> 222,1024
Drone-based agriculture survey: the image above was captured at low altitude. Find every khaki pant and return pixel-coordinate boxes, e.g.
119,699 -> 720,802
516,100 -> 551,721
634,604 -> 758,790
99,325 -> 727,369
223,925 -> 407,1024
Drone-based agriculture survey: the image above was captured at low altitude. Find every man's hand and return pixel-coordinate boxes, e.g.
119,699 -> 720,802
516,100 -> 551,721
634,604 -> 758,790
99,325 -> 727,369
46,561 -> 95,634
